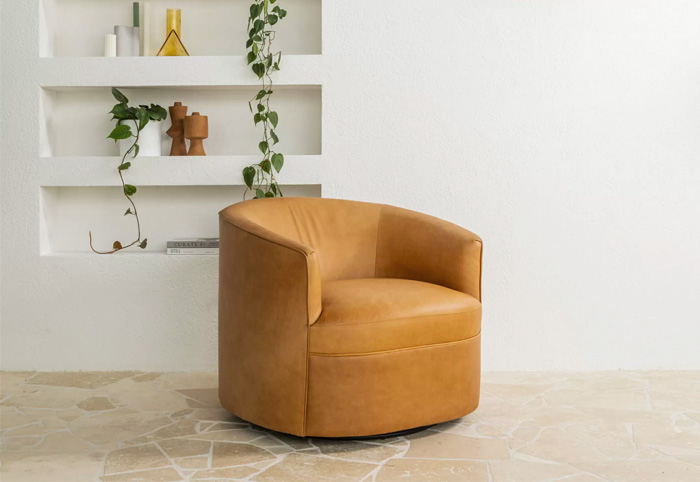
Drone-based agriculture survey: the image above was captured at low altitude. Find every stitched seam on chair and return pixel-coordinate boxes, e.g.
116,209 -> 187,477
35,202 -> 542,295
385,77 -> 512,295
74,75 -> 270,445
288,203 -> 312,251
477,239 -> 483,302
302,262 -> 310,437
374,205 -> 384,278
309,331 -> 481,357
312,306 -> 482,328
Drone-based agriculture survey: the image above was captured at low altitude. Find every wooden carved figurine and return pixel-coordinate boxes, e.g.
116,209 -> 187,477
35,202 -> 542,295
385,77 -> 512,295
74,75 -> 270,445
166,102 -> 188,156
185,112 -> 208,156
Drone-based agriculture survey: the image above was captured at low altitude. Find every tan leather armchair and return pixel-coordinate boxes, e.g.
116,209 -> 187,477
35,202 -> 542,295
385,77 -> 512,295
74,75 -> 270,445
219,198 -> 483,438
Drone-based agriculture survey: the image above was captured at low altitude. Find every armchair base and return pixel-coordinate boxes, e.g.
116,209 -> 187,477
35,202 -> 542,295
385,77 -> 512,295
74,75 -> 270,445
304,334 -> 481,438
315,424 -> 435,441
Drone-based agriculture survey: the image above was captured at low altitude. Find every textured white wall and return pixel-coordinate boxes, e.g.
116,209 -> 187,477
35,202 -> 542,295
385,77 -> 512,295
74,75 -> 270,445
2,0 -> 700,371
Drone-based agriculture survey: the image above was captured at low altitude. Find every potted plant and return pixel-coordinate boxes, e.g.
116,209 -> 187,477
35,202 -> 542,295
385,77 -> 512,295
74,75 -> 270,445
89,88 -> 167,254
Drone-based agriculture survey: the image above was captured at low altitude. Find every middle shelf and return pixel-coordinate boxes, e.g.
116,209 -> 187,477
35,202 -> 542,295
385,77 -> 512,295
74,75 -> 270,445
41,84 -> 322,157
40,155 -> 325,187
39,55 -> 323,88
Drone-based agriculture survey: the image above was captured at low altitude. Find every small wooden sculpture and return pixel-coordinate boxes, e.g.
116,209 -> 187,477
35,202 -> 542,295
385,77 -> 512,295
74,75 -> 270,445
185,112 -> 208,156
166,102 -> 188,156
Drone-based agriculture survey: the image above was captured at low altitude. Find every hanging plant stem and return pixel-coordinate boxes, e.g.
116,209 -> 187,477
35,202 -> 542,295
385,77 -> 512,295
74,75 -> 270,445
89,88 -> 167,254
242,0 -> 287,199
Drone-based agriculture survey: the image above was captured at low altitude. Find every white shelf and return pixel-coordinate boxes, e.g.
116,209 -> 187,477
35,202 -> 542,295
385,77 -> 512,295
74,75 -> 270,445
41,184 -> 322,256
43,252 -> 220,259
40,155 -> 325,187
41,86 -> 322,157
39,55 -> 323,88
41,0 -> 321,58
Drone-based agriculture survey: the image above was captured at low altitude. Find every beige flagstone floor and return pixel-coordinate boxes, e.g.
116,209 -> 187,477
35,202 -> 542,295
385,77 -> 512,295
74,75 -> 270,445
1,371 -> 699,482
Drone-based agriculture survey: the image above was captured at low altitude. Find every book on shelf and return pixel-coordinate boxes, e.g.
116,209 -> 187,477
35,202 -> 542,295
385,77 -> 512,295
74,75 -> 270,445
166,238 -> 219,248
166,247 -> 219,255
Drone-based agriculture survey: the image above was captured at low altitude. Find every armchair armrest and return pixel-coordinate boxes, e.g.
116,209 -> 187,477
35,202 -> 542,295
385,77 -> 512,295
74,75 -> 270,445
218,209 -> 322,436
219,211 -> 322,324
375,206 -> 483,301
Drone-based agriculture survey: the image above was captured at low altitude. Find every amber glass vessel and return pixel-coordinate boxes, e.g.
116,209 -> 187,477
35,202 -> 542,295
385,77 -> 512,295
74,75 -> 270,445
157,9 -> 189,56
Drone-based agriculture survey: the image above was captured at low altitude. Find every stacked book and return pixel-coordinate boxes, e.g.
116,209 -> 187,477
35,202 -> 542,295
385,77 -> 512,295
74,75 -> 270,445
166,238 -> 219,255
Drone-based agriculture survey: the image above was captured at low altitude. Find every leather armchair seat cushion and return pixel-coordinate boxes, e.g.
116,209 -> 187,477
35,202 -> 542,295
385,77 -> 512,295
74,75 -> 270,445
310,278 -> 481,355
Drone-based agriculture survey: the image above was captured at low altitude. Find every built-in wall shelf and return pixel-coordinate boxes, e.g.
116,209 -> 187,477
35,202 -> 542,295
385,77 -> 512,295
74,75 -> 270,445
40,155 -> 324,187
41,184 -> 323,256
35,0 -> 326,259
39,56 -> 323,88
41,85 -> 322,157
41,0 -> 322,57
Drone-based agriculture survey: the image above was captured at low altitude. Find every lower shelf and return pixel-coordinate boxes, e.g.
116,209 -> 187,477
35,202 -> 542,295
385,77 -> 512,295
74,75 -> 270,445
41,184 -> 322,256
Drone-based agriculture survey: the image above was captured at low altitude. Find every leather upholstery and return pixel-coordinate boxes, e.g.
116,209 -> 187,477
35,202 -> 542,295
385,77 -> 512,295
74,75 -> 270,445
376,205 -> 483,300
219,197 -> 483,437
310,278 -> 481,355
307,335 -> 481,437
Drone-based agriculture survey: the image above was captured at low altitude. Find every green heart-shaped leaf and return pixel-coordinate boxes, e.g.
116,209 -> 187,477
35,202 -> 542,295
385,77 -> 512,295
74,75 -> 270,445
242,166 -> 256,188
136,107 -> 149,131
111,88 -> 128,104
271,153 -> 284,173
108,124 -> 132,141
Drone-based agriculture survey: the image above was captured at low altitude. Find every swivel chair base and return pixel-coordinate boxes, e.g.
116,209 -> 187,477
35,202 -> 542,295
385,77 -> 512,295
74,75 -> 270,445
251,423 -> 435,441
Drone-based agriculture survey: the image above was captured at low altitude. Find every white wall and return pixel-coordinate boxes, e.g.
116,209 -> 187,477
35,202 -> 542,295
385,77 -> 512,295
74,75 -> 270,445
2,0 -> 700,371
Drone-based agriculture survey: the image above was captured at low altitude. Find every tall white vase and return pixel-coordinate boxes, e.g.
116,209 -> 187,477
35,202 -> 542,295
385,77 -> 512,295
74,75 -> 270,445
118,120 -> 162,158
114,26 -> 140,57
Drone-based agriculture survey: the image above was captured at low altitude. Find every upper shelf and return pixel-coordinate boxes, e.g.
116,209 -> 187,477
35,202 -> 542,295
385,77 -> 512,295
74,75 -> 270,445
39,55 -> 323,88
40,0 -> 322,58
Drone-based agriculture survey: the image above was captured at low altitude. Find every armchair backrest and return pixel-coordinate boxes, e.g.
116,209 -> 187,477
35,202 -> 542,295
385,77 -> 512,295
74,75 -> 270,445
222,197 -> 383,282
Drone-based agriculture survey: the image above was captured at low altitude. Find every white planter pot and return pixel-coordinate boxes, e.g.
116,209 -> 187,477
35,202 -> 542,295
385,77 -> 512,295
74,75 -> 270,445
118,120 -> 162,158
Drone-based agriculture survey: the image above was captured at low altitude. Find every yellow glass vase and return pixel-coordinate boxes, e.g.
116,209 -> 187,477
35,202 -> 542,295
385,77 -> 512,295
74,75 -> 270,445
157,9 -> 189,56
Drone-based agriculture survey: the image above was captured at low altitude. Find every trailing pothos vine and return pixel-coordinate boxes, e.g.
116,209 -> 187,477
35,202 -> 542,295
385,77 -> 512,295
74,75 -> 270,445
242,0 -> 287,199
89,88 -> 167,254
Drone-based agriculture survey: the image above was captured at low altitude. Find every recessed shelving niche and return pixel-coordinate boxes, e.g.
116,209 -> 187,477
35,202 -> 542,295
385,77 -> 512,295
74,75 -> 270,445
36,0 -> 326,259
41,184 -> 322,255
40,0 -> 322,57
40,86 -> 322,157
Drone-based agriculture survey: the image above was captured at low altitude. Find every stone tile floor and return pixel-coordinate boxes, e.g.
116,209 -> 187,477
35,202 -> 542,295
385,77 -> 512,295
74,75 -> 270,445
1,371 -> 699,481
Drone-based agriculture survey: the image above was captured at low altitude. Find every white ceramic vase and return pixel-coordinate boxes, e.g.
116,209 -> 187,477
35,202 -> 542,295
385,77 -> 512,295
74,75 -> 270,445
118,120 -> 162,158
114,26 -> 140,57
